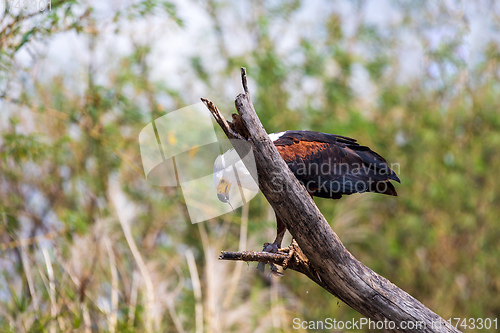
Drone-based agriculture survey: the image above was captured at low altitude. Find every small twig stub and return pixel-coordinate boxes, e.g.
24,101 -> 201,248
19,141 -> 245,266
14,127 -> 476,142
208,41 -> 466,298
240,67 -> 249,94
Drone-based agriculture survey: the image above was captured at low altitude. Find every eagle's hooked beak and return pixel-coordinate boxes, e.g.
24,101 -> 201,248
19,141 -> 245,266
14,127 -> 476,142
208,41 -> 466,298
217,178 -> 232,203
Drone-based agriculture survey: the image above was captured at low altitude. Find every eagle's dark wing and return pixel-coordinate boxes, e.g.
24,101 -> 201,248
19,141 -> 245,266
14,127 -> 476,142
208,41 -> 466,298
273,131 -> 400,199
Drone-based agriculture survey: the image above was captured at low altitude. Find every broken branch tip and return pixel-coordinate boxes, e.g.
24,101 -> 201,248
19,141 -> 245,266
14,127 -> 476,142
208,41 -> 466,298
240,67 -> 249,94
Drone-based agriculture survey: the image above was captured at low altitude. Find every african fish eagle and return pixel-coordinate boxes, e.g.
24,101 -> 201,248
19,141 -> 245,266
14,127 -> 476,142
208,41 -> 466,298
213,130 -> 400,253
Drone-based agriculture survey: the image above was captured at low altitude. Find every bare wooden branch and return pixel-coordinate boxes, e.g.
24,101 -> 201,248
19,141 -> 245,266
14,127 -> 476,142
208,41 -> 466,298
201,97 -> 245,140
203,68 -> 461,333
220,240 -> 322,280
220,250 -> 281,262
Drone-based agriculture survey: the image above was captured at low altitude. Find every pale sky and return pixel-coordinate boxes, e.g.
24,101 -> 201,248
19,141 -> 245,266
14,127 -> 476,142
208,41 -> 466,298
5,0 -> 500,116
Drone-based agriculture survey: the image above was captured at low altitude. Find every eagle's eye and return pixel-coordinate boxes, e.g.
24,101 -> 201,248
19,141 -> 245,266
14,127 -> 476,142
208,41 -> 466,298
220,179 -> 225,184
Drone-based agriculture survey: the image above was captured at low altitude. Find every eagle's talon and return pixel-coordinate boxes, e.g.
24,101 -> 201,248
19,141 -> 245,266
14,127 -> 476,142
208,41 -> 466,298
256,241 -> 280,273
268,263 -> 284,277
262,242 -> 279,254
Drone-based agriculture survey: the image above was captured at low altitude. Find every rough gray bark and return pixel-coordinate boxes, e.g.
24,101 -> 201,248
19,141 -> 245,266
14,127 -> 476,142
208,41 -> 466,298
202,68 -> 461,333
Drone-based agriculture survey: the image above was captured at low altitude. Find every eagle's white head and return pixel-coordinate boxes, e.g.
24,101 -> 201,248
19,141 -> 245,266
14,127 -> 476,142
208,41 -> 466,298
213,148 -> 259,203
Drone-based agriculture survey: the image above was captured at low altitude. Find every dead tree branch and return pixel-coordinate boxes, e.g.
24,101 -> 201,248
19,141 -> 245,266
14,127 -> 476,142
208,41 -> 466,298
202,67 -> 461,333
219,240 -> 320,280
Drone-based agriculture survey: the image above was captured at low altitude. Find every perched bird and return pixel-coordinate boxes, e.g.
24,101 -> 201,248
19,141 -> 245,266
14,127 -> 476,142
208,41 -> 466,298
213,130 -> 400,254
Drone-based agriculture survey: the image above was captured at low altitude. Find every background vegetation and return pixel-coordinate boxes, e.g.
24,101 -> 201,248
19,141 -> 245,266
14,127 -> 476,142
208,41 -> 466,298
1,0 -> 499,332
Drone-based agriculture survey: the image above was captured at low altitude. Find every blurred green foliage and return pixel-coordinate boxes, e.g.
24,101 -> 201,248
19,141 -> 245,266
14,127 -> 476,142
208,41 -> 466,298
1,0 -> 500,332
